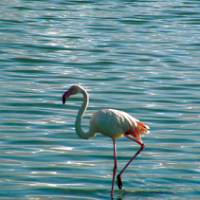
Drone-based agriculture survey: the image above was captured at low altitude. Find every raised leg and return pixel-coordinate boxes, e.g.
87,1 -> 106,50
111,139 -> 117,199
117,135 -> 145,190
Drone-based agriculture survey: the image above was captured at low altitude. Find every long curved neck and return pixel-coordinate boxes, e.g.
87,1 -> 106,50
75,89 -> 94,139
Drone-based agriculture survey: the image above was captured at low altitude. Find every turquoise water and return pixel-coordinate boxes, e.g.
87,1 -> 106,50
1,0 -> 200,199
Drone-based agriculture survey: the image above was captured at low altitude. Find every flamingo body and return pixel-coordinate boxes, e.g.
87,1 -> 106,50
91,108 -> 138,139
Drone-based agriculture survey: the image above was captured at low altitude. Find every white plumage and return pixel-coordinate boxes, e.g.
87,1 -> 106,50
90,108 -> 138,139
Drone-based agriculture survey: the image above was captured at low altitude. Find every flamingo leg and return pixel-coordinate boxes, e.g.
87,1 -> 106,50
117,135 -> 145,189
111,139 -> 117,198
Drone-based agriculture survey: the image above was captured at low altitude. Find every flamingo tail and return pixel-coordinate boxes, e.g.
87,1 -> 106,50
136,121 -> 150,135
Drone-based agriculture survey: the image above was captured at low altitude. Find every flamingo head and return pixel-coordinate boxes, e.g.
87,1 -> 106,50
62,84 -> 83,104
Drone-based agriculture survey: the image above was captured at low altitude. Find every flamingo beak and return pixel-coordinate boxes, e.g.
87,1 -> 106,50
62,90 -> 72,104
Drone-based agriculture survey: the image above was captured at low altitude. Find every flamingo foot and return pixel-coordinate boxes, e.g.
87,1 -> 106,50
111,190 -> 114,199
117,174 -> 123,189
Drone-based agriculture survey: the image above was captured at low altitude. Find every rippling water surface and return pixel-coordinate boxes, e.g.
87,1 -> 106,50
1,0 -> 200,199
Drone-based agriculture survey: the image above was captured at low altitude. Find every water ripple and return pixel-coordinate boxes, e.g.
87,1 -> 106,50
1,0 -> 200,199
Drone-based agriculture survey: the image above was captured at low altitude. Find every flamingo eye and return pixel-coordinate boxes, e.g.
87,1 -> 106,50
69,86 -> 78,95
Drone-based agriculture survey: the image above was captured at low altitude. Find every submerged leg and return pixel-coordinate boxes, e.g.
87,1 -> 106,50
117,136 -> 145,189
111,139 -> 118,199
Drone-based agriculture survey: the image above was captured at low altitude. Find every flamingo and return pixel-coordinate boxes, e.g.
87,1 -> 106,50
62,84 -> 150,198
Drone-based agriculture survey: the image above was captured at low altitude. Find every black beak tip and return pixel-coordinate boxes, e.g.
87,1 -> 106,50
62,95 -> 66,104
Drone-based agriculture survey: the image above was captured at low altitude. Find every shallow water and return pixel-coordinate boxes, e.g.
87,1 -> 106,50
1,0 -> 200,199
